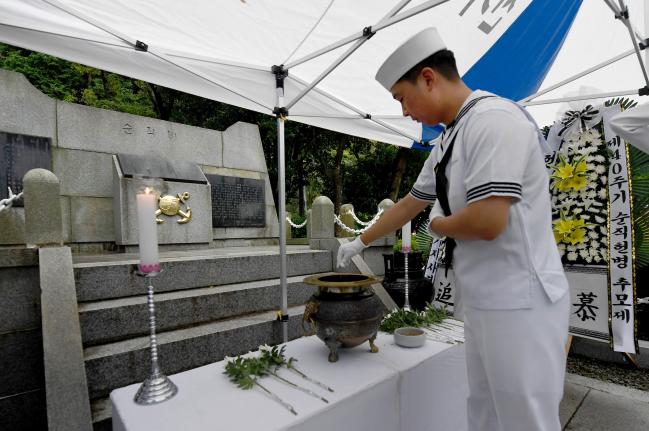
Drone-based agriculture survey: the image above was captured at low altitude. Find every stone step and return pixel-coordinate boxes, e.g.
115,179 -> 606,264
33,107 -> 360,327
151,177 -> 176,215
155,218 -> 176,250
79,273 -> 323,346
73,246 -> 332,301
84,305 -> 308,400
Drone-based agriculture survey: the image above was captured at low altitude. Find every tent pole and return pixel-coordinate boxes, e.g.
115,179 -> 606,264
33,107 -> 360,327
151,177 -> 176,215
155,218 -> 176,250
520,49 -> 636,103
522,89 -> 639,107
288,75 -> 421,143
284,0 -> 447,70
277,114 -> 288,343
616,0 -> 649,86
273,66 -> 289,344
39,0 -> 272,113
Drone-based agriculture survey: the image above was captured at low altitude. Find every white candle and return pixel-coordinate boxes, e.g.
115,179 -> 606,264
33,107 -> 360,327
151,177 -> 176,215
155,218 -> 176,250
402,221 -> 411,252
136,187 -> 160,273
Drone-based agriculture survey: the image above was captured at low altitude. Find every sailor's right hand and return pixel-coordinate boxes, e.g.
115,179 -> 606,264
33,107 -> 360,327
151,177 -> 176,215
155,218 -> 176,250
336,236 -> 368,268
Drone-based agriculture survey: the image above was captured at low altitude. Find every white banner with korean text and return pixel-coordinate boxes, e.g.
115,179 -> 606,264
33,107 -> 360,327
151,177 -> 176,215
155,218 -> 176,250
603,106 -> 637,354
425,239 -> 456,313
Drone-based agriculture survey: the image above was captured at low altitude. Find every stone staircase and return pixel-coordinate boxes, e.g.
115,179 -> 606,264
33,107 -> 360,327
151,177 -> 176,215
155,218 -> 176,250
72,245 -> 332,430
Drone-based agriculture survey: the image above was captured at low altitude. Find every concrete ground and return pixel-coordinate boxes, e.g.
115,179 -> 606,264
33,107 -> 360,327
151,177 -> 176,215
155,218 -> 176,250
561,373 -> 649,430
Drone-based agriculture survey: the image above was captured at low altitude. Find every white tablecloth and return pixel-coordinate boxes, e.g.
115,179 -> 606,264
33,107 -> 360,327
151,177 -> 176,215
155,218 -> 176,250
111,333 -> 468,431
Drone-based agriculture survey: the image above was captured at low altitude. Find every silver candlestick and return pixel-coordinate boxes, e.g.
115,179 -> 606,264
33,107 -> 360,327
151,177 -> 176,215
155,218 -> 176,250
403,250 -> 411,311
134,269 -> 178,405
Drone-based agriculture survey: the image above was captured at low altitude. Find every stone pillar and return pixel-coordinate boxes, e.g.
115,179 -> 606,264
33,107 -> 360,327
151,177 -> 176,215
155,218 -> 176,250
310,196 -> 334,239
40,246 -> 93,431
378,198 -> 395,213
23,168 -> 63,246
285,212 -> 292,240
339,203 -> 355,238
378,198 -> 396,242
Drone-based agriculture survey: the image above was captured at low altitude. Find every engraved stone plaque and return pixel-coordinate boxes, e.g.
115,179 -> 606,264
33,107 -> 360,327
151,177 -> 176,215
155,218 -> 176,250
0,132 -> 52,206
206,174 -> 265,227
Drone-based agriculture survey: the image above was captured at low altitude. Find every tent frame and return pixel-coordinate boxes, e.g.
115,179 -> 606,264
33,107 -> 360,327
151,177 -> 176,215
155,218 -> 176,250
20,0 -> 649,342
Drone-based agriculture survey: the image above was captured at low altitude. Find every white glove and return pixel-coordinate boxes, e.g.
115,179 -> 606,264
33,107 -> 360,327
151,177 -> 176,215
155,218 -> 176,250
426,200 -> 445,240
336,236 -> 368,268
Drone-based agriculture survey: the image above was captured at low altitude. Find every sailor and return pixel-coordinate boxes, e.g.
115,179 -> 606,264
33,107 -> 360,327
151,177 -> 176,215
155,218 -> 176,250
337,27 -> 570,431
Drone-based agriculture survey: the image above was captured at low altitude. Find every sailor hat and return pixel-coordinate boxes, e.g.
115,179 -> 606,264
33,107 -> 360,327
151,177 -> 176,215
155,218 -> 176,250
375,27 -> 447,91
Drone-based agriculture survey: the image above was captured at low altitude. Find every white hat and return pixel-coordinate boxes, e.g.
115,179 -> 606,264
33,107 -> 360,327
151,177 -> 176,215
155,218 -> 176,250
375,27 -> 447,91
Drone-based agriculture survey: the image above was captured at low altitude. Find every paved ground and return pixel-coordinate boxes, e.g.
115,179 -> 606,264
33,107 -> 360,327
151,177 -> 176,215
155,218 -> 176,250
561,373 -> 649,430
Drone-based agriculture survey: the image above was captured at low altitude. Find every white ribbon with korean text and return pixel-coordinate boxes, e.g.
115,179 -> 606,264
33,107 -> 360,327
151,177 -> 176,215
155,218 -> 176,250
603,106 -> 637,354
425,239 -> 456,312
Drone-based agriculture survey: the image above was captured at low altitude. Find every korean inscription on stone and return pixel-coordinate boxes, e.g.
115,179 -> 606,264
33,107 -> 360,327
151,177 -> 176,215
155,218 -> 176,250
207,174 -> 265,228
0,132 -> 52,205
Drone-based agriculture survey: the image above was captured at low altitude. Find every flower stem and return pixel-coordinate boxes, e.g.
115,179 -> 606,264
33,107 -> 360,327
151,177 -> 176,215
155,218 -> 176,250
255,381 -> 297,415
270,370 -> 329,403
287,364 -> 335,393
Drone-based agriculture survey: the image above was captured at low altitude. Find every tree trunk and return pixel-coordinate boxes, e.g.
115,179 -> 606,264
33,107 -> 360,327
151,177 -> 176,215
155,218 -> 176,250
146,84 -> 172,120
100,71 -> 112,99
389,147 -> 409,201
333,138 -> 347,236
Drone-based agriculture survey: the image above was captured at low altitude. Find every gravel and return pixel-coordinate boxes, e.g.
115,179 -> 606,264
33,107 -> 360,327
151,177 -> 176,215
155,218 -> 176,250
567,353 -> 649,392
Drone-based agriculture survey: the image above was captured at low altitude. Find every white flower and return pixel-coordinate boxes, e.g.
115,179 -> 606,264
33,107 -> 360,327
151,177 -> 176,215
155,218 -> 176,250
259,344 -> 272,352
594,256 -> 602,262
594,215 -> 605,224
594,155 -> 606,163
224,355 -> 236,363
600,176 -> 607,185
567,245 -> 577,252
579,249 -> 590,259
585,256 -> 593,263
567,252 -> 578,261
598,189 -> 607,199
595,165 -> 606,174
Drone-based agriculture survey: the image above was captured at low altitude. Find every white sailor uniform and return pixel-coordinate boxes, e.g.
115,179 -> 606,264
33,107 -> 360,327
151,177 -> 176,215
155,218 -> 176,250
411,90 -> 570,431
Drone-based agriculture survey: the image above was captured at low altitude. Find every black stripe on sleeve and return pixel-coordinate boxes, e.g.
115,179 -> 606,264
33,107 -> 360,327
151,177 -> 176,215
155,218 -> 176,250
410,188 -> 437,202
466,182 -> 522,202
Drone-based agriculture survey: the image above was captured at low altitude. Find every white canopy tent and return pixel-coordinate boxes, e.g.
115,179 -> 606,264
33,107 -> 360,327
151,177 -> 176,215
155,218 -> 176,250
1,0 -> 647,341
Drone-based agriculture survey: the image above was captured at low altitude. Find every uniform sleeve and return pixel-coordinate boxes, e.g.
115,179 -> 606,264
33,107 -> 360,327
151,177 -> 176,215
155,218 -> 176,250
410,146 -> 438,202
610,103 -> 649,154
462,108 -> 533,205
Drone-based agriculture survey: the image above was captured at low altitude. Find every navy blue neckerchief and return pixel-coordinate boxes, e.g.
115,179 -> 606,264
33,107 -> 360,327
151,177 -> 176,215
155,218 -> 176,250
434,95 -> 495,268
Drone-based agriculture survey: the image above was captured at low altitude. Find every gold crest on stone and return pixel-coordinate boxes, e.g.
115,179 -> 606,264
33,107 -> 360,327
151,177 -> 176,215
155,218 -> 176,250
156,192 -> 192,224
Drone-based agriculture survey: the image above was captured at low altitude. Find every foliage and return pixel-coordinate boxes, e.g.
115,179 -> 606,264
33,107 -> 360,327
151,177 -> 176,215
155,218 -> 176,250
0,43 -> 426,219
0,44 -> 155,116
288,213 -> 307,238
629,145 -> 649,268
379,304 -> 447,334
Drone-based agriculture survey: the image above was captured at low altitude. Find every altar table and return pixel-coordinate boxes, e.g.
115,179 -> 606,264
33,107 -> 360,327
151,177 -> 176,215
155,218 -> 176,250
111,332 -> 468,431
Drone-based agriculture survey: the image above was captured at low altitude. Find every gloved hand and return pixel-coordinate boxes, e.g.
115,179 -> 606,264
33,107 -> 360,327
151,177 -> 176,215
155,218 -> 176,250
426,200 -> 445,240
336,236 -> 368,268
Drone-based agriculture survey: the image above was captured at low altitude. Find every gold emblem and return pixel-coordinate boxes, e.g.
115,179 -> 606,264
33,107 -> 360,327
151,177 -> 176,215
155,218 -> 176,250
155,192 -> 192,224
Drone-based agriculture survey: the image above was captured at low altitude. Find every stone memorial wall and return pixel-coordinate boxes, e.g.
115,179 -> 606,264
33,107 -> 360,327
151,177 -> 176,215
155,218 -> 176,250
0,68 -> 279,250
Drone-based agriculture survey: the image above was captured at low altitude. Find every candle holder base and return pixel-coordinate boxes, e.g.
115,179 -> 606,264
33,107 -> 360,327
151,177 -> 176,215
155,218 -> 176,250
136,268 -> 163,278
134,374 -> 178,405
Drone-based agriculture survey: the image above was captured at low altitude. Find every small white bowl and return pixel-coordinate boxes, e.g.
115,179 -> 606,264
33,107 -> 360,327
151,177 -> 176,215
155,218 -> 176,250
394,327 -> 426,348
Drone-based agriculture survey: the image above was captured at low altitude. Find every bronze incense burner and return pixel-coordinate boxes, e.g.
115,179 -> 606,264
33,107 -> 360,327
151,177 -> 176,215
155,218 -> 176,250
303,273 -> 385,362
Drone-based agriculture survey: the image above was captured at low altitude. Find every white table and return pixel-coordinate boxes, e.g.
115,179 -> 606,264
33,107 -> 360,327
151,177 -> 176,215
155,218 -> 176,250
111,333 -> 468,431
